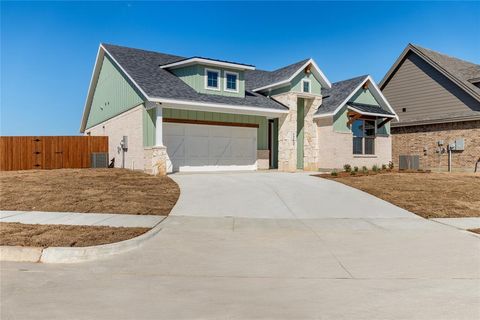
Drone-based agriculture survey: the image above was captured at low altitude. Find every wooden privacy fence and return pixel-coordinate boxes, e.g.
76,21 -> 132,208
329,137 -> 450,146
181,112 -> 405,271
0,136 -> 108,171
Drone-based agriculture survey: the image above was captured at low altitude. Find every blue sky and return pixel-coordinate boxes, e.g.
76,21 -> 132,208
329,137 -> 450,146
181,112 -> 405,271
1,1 -> 479,135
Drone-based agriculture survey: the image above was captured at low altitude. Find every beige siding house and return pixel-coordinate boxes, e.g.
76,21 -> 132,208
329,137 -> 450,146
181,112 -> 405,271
380,44 -> 480,172
81,44 -> 398,174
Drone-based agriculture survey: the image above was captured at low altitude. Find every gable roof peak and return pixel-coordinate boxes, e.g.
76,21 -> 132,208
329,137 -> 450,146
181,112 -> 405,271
380,43 -> 480,101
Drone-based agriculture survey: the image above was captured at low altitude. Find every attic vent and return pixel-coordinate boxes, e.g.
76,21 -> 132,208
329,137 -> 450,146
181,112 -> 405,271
91,152 -> 109,168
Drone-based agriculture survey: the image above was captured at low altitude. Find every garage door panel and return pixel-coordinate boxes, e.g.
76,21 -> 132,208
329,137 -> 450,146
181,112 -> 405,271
164,122 -> 257,172
187,125 -> 209,137
164,136 -> 185,158
186,137 -> 209,158
209,137 -> 232,158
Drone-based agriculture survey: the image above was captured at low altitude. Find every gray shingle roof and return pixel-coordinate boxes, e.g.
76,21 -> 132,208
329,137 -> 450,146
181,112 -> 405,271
347,102 -> 395,116
244,59 -> 310,90
412,44 -> 480,96
314,75 -> 368,116
161,56 -> 255,68
102,43 -> 288,111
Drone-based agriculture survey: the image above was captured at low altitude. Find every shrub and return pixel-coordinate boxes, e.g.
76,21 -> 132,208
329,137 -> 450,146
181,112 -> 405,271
350,171 -> 356,176
372,165 -> 379,172
331,170 -> 338,177
388,161 -> 394,170
381,164 -> 387,170
343,164 -> 352,172
362,166 -> 368,173
353,166 -> 359,172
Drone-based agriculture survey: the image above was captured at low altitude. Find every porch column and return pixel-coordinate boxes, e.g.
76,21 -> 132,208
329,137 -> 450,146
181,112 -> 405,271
155,105 -> 163,146
144,101 -> 167,176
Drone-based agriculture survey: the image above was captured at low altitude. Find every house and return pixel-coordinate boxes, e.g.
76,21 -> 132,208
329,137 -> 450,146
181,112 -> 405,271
380,44 -> 480,172
80,44 -> 397,174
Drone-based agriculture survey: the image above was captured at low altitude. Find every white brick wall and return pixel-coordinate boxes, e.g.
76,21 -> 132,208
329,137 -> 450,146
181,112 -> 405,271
317,117 -> 392,170
85,104 -> 145,170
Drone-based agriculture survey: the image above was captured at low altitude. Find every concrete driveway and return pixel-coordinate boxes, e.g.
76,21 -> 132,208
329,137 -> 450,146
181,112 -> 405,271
2,172 -> 479,319
170,172 -> 416,219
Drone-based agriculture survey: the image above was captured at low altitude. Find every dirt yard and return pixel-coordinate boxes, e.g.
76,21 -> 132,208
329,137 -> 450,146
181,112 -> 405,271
0,222 -> 149,247
0,169 -> 180,215
319,172 -> 479,218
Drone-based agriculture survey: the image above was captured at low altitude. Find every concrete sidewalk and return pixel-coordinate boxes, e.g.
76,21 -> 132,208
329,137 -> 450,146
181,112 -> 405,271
0,211 -> 164,228
431,217 -> 480,230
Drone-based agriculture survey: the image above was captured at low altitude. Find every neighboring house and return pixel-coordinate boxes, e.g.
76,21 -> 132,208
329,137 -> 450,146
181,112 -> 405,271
80,44 -> 397,174
380,44 -> 480,172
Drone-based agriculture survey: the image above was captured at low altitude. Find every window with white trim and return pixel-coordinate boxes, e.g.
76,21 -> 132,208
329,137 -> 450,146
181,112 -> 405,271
205,69 -> 220,90
302,79 -> 311,93
352,119 -> 376,155
224,71 -> 239,92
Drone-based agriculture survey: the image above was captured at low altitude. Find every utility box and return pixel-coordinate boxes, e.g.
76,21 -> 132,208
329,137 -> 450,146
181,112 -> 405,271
399,155 -> 420,170
90,152 -> 109,168
121,136 -> 128,150
454,138 -> 465,151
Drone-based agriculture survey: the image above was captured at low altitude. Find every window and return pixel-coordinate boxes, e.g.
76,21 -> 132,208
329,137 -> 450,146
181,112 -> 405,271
352,119 -> 376,155
205,68 -> 220,90
224,71 -> 239,92
302,79 -> 311,93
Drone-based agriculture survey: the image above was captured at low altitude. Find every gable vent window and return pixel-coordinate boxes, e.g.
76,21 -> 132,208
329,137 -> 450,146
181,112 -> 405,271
302,79 -> 311,93
225,72 -> 239,92
205,69 -> 220,90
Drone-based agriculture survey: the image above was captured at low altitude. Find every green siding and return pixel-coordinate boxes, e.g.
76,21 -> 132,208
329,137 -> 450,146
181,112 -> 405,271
171,65 -> 245,98
332,87 -> 391,135
333,105 -> 351,133
350,88 -> 380,105
296,98 -> 305,169
271,118 -> 279,169
160,108 -> 268,149
270,72 -> 322,96
143,108 -> 156,147
86,56 -> 143,129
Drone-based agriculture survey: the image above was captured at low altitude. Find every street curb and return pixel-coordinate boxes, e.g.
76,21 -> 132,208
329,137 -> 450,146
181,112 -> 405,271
1,221 -> 164,264
0,246 -> 43,262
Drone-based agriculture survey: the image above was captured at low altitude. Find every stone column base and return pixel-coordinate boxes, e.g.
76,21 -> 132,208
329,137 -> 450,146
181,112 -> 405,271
257,150 -> 270,170
144,146 -> 167,176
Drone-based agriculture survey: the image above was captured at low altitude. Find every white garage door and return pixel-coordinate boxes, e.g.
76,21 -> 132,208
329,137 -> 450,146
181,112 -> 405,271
163,122 -> 257,172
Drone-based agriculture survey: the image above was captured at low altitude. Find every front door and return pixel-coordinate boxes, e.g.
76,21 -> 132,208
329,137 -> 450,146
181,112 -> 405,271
296,98 -> 304,169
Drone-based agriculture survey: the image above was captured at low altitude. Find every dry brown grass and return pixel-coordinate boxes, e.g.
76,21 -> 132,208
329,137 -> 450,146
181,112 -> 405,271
469,228 -> 480,235
0,222 -> 149,247
0,169 -> 180,215
319,172 -> 480,218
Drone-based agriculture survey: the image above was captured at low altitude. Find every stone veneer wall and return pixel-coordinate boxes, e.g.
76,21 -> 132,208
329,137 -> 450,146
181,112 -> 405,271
316,117 -> 392,170
257,150 -> 270,170
391,120 -> 480,172
144,146 -> 168,175
272,93 -> 322,172
85,104 -> 145,170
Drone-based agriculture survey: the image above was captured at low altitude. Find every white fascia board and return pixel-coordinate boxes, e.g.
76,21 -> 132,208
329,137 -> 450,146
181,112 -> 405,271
347,106 -> 396,118
366,75 -> 399,121
313,112 -> 334,119
79,46 -> 104,133
80,44 -> 152,132
253,58 -> 332,93
148,97 -> 289,117
312,75 -> 399,121
100,44 -> 151,100
160,58 -> 255,71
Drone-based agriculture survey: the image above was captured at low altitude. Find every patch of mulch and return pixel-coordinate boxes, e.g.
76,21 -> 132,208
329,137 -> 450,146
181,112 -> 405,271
315,172 -> 480,219
0,222 -> 149,247
0,169 -> 180,215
